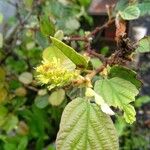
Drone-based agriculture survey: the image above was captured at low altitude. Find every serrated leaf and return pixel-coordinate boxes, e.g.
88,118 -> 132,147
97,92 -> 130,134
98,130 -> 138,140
108,65 -> 142,89
39,16 -> 55,36
136,36 -> 150,53
19,72 -> 33,84
120,5 -> 140,20
56,98 -> 119,150
50,37 -> 88,68
94,77 -> 139,123
123,104 -> 136,124
48,89 -> 65,106
94,77 -> 138,107
34,95 -> 49,109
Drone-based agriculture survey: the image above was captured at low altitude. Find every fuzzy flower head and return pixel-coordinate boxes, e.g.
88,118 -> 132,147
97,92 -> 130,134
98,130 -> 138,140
36,58 -> 80,90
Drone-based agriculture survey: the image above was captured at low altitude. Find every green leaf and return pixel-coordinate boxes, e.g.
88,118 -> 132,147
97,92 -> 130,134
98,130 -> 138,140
90,58 -> 102,69
123,104 -> 136,124
54,30 -> 64,41
43,46 -> 76,70
94,77 -> 139,123
39,16 -> 55,36
138,2 -> 150,16
34,95 -> 49,109
2,114 -> 18,132
136,36 -> 150,53
65,18 -> 80,32
0,33 -> 3,48
18,72 -> 33,84
48,89 -> 65,106
17,136 -> 28,150
135,96 -> 150,108
0,13 -> 3,24
108,65 -> 142,89
120,5 -> 140,20
50,37 -> 88,68
56,98 -> 119,150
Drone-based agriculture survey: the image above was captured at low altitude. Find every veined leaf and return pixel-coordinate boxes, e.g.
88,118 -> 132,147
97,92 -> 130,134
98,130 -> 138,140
50,37 -> 88,68
108,65 -> 142,89
94,77 -> 139,123
42,46 -> 76,70
123,104 -> 136,124
56,98 -> 119,150
120,5 -> 140,20
136,36 -> 150,53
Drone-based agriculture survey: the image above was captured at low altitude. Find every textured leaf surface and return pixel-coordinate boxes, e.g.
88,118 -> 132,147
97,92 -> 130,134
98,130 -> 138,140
108,65 -> 141,89
120,5 -> 140,20
136,36 -> 150,53
50,37 -> 88,68
94,77 -> 139,123
56,98 -> 119,150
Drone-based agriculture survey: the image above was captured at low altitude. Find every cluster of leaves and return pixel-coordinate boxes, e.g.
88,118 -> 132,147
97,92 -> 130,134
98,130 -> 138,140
0,0 -> 92,149
0,0 -> 150,150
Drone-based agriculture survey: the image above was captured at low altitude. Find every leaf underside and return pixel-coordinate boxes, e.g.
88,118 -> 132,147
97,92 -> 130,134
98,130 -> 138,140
56,98 -> 119,150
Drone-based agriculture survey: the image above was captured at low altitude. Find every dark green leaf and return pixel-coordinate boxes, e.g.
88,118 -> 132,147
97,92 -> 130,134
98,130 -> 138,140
108,65 -> 142,89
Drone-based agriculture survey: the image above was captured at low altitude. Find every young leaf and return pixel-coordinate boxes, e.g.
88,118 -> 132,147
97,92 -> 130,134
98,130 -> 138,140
94,77 -> 139,123
136,36 -> 150,53
123,104 -> 136,124
108,65 -> 142,89
19,72 -> 33,85
119,5 -> 140,20
39,16 -> 55,36
50,37 -> 88,68
138,2 -> 150,16
34,95 -> 49,109
48,89 -> 65,106
56,98 -> 119,150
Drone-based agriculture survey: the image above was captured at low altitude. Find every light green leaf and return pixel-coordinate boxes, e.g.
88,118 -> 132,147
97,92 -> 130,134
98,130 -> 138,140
56,98 -> 119,150
120,5 -> 140,20
90,58 -> 102,69
94,77 -> 138,107
65,18 -> 80,32
0,13 -> 3,24
42,46 -> 76,70
34,95 -> 49,109
50,37 -> 88,68
48,89 -> 65,106
123,104 -> 136,124
136,36 -> 150,53
135,95 -> 150,108
2,114 -> 18,132
54,30 -> 64,41
108,65 -> 142,89
39,16 -> 55,36
17,136 -> 28,150
94,77 -> 139,123
19,72 -> 33,84
0,33 -> 3,48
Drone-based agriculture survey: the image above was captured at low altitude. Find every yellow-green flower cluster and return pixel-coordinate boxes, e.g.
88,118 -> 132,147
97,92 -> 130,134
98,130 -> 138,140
36,58 -> 79,90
